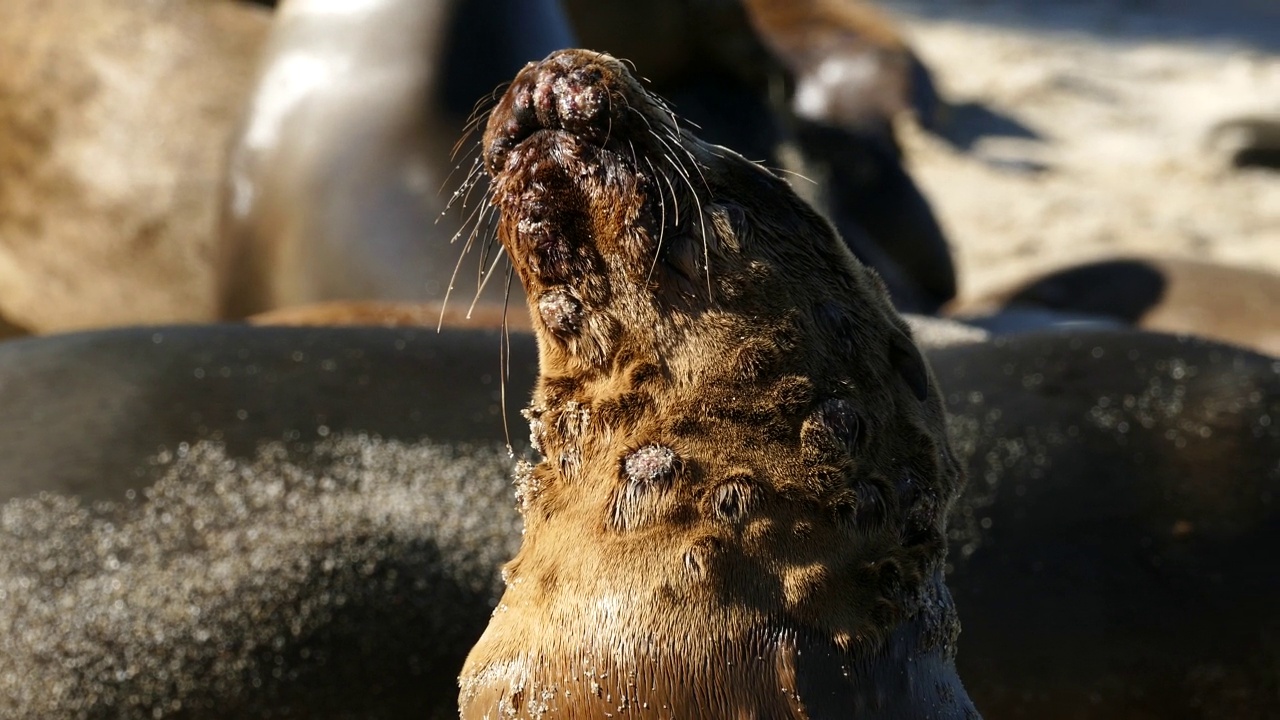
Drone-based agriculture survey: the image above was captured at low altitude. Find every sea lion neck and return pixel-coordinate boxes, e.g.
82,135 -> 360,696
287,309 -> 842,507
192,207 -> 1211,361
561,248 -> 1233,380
461,49 -> 978,718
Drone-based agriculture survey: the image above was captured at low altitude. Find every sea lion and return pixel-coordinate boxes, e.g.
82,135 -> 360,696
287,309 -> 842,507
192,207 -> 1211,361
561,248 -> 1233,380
938,330 -> 1280,720
1205,112 -> 1280,170
1,322 -> 1276,717
0,0 -> 270,332
951,255 -> 1280,356
456,48 -> 976,717
0,325 -> 536,719
217,0 -> 574,318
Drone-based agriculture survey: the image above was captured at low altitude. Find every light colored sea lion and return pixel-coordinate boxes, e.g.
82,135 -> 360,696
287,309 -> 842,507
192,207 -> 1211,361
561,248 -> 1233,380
456,48 -> 976,717
0,0 -> 270,332
743,0 -> 942,136
951,255 -> 1280,356
217,0 -> 573,318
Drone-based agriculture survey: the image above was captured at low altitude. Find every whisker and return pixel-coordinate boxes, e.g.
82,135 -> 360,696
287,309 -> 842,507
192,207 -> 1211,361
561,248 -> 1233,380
644,155 -> 669,283
500,263 -> 514,454
768,165 -> 818,185
440,190 -> 495,330
438,157 -> 485,219
468,244 -> 507,318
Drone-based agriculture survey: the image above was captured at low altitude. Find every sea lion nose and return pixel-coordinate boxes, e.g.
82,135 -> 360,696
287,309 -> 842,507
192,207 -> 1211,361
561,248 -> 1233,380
485,50 -> 615,174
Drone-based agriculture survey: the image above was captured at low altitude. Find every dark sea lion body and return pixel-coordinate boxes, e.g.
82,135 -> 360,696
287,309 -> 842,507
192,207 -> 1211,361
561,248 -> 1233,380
217,0 -> 573,318
0,325 -> 533,719
0,325 -> 533,503
1,324 -> 1277,717
952,255 -> 1280,356
938,331 -> 1280,720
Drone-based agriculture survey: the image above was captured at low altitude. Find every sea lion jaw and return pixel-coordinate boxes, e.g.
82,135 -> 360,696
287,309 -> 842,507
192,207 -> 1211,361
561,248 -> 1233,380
463,50 -> 976,718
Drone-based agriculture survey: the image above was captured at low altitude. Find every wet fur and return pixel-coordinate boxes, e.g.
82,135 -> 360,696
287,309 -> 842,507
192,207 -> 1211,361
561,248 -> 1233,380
459,50 -> 970,717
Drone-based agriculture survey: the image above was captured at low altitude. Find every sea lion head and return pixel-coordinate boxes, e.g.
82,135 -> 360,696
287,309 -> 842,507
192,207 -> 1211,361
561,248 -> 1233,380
461,49 -> 974,718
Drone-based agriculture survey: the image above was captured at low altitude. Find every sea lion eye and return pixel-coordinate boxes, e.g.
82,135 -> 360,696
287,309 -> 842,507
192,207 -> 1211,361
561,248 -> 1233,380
708,201 -> 750,251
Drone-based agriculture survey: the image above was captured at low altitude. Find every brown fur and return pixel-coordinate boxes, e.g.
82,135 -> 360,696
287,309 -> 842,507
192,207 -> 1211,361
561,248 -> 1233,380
249,300 -> 533,331
458,50 -> 974,717
0,0 -> 269,332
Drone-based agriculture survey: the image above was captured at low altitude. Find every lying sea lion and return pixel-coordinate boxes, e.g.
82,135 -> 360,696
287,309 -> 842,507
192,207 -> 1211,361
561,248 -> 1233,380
1,322 -> 1276,717
217,0 -> 573,318
0,325 -> 535,719
0,325 -> 533,504
939,330 -> 1280,720
456,48 -> 976,717
951,255 -> 1280,356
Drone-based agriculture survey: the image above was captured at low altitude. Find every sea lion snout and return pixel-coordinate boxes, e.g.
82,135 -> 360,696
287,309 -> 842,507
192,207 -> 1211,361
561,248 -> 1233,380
484,50 -> 642,176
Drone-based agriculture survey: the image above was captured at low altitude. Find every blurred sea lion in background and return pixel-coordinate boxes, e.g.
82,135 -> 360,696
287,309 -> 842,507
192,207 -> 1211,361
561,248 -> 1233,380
1205,112 -> 1280,170
1,323 -> 1275,718
0,0 -> 270,333
938,330 -> 1280,720
223,0 -> 956,316
216,0 -> 574,319
951,255 -> 1280,356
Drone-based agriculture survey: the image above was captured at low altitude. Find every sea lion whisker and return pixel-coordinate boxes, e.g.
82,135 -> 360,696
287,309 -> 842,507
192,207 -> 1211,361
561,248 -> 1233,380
500,263 -> 515,454
658,148 -> 713,297
644,155 -> 669,284
768,165 -> 818,186
456,158 -> 493,217
454,85 -> 504,150
655,158 -> 684,229
471,202 -> 503,293
666,126 -> 710,192
450,118 -> 485,162
440,196 -> 496,330
439,157 -> 485,217
445,186 -> 489,246
468,244 -> 507,319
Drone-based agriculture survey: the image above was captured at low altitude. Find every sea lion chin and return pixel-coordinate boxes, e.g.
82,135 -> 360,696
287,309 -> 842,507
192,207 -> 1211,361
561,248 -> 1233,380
458,49 -> 977,718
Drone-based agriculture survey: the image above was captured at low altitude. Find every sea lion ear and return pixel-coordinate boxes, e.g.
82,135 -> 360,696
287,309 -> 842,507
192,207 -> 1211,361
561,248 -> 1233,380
889,329 -> 930,402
